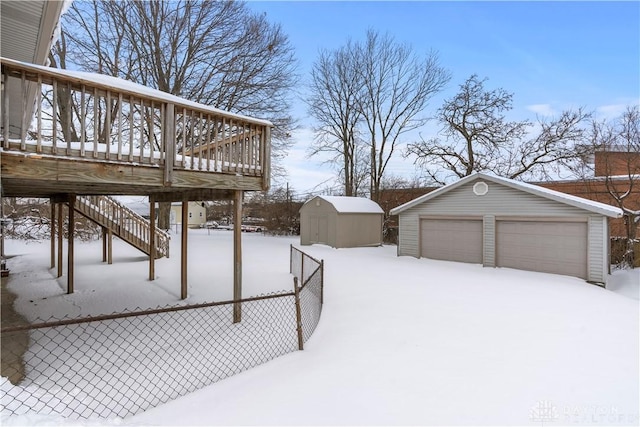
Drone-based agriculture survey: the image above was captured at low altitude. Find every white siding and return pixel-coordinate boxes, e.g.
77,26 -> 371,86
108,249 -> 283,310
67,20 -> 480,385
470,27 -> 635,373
398,213 -> 420,257
397,177 -> 612,284
407,181 -> 589,217
588,215 -> 607,284
483,215 -> 496,267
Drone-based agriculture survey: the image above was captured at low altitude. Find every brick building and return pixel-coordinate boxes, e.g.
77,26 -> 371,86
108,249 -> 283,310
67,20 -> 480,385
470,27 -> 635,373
535,150 -> 639,238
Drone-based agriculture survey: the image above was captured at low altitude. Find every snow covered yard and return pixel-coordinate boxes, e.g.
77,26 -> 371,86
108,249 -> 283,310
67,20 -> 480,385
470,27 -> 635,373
1,230 -> 639,425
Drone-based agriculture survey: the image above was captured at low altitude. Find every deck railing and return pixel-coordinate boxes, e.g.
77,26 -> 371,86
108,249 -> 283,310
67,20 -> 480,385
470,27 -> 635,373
75,196 -> 170,258
0,57 -> 271,189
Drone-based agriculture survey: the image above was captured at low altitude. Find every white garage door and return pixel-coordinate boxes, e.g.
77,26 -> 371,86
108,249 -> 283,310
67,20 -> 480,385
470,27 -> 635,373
420,219 -> 483,264
496,221 -> 587,279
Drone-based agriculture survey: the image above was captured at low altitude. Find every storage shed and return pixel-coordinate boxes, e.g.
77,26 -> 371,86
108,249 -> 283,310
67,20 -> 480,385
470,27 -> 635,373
300,196 -> 384,248
170,201 -> 206,228
390,173 -> 623,284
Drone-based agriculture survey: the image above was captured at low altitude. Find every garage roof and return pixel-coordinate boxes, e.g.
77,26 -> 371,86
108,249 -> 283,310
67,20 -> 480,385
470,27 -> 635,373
314,196 -> 384,214
390,173 -> 623,218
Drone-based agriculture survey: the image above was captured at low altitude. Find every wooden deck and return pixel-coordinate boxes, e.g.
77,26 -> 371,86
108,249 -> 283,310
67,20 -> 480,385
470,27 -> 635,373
1,57 -> 272,201
1,57 -> 270,305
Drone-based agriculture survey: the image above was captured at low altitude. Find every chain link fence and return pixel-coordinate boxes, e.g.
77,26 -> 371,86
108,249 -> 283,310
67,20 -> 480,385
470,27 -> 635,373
290,245 -> 324,344
1,247 -> 324,421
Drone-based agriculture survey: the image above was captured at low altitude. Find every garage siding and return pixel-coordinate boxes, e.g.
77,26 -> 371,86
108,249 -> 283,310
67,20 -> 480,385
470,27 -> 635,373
483,215 -> 496,267
399,181 -> 587,257
588,216 -> 607,283
394,176 -> 618,284
398,213 -> 420,257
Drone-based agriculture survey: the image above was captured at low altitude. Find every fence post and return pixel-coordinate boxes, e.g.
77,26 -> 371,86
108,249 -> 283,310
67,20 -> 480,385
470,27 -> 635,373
290,244 -> 293,275
293,277 -> 304,351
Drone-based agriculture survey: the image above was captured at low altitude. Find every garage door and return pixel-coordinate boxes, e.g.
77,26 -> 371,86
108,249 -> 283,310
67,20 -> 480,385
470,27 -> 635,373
420,219 -> 483,264
496,221 -> 587,279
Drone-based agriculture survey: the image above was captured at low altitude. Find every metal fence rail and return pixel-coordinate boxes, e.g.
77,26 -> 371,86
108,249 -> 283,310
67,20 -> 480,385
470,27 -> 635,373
1,248 -> 324,421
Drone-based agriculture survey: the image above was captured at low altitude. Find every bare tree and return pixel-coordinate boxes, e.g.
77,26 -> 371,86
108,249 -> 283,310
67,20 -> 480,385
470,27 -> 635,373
357,30 -> 450,201
306,30 -> 449,201
307,43 -> 364,196
52,0 -> 298,228
406,75 -> 591,184
587,106 -> 640,267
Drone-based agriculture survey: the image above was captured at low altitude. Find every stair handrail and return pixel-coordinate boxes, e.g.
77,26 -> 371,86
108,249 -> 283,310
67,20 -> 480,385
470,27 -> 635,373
75,196 -> 170,258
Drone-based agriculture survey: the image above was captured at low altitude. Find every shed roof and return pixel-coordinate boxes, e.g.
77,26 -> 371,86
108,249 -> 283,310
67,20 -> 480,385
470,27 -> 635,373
390,173 -> 623,218
309,196 -> 384,214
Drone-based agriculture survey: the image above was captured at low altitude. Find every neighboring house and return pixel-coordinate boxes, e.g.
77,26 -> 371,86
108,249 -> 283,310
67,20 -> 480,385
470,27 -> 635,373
170,202 -> 207,228
593,150 -> 640,177
299,196 -> 384,248
535,150 -> 640,238
535,177 -> 639,237
390,173 -> 622,285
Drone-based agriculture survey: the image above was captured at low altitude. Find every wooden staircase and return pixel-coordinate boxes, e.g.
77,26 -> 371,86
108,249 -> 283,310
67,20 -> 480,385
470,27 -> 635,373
74,196 -> 170,259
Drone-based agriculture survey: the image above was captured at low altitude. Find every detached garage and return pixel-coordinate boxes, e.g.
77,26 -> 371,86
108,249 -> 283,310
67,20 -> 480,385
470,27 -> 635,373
390,173 -> 623,284
300,196 -> 384,248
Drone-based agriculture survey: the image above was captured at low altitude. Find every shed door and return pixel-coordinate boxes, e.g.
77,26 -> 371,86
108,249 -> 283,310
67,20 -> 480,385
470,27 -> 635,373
496,221 -> 587,279
420,219 -> 483,264
309,215 -> 329,244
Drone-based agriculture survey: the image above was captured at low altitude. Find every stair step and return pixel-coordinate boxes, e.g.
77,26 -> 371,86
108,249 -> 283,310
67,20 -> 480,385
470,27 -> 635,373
73,196 -> 170,259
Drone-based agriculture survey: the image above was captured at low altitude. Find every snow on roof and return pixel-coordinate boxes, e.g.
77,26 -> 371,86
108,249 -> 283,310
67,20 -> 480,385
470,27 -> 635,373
390,172 -> 623,218
1,57 -> 273,127
312,196 -> 384,214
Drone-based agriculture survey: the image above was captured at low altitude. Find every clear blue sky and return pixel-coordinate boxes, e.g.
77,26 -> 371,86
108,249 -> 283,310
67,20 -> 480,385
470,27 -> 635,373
245,1 -> 640,195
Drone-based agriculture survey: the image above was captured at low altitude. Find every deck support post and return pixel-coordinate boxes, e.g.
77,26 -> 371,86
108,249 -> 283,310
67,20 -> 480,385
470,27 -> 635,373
67,195 -> 75,294
233,190 -> 243,323
50,199 -> 56,269
0,187 -> 5,275
107,228 -> 113,265
181,201 -> 188,299
149,200 -> 156,281
57,203 -> 63,278
101,227 -> 107,262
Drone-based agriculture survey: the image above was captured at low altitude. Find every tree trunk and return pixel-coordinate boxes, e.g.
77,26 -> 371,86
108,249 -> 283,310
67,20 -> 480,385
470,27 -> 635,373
624,213 -> 638,267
